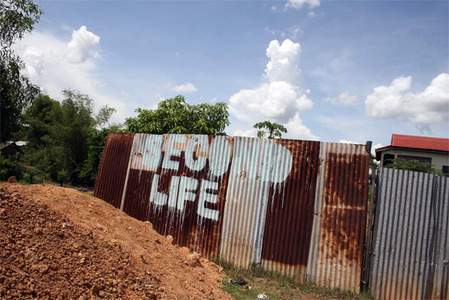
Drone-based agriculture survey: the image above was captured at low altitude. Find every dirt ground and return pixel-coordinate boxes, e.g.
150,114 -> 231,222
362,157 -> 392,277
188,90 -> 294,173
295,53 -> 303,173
1,183 -> 231,299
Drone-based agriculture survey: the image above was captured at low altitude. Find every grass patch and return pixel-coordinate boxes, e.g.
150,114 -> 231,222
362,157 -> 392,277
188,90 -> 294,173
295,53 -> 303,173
213,258 -> 374,300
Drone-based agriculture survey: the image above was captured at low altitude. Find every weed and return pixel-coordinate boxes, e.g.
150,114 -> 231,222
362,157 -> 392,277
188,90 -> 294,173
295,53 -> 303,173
212,257 -> 374,300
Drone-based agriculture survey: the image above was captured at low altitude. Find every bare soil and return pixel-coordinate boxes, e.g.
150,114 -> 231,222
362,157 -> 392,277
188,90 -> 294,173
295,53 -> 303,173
1,183 -> 231,299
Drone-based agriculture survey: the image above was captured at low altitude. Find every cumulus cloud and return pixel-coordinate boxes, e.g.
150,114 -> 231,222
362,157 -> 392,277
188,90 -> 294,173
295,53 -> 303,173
265,39 -> 301,83
172,82 -> 198,94
14,26 -> 127,121
365,73 -> 449,130
338,139 -> 361,144
285,113 -> 317,140
231,128 -> 257,137
228,39 -> 315,140
327,92 -> 357,105
286,0 -> 320,10
66,26 -> 100,63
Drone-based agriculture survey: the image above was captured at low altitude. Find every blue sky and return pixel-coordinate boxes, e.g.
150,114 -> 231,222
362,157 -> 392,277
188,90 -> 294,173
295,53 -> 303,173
15,0 -> 449,147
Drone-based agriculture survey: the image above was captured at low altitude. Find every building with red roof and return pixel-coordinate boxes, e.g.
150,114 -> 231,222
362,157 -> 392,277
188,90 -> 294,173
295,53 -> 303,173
376,134 -> 449,175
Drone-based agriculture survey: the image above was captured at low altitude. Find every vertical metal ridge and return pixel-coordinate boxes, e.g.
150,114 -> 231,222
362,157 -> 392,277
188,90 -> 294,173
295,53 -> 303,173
371,168 -> 448,300
94,133 -> 134,208
95,134 -> 370,293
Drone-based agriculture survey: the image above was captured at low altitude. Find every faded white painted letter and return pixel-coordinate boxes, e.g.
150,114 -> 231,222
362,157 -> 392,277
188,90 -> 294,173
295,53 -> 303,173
162,135 -> 186,171
177,176 -> 199,212
168,176 -> 180,208
149,174 -> 167,206
197,179 -> 219,221
209,136 -> 231,177
185,135 -> 208,172
131,134 -> 163,171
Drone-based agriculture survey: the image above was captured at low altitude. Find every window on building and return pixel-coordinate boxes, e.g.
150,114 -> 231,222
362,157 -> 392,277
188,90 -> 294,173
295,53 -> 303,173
382,153 -> 395,167
397,155 -> 432,164
443,166 -> 449,176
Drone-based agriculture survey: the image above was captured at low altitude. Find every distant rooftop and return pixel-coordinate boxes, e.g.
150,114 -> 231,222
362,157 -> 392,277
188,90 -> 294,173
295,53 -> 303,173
376,134 -> 449,160
391,133 -> 449,152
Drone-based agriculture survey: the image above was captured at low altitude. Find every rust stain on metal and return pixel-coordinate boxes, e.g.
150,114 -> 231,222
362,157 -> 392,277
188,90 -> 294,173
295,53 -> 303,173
321,152 -> 369,262
94,133 -> 134,208
262,140 -> 321,266
94,134 -> 371,293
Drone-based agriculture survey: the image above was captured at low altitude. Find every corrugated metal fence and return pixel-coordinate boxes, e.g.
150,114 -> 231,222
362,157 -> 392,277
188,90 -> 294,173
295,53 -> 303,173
370,168 -> 449,300
94,133 -> 370,293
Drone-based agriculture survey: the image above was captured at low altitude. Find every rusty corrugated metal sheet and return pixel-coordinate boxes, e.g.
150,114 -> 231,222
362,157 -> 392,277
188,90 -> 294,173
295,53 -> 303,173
94,133 -> 134,208
370,168 -> 449,300
306,143 -> 370,292
259,140 -> 320,281
121,134 -> 230,257
94,133 -> 370,293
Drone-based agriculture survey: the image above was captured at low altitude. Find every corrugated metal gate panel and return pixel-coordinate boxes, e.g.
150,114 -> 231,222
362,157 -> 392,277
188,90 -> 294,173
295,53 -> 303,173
122,134 -> 229,257
307,143 -> 369,292
94,133 -> 134,208
260,140 -> 320,280
370,168 -> 449,300
94,133 -> 371,292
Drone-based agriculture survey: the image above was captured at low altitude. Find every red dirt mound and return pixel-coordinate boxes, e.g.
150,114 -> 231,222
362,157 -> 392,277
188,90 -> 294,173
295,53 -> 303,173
0,188 -> 160,299
1,183 -> 230,299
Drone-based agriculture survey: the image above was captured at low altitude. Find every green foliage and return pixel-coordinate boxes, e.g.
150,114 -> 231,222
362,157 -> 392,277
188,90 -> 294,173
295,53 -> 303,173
79,125 -> 120,186
0,154 -> 23,180
125,95 -> 230,135
0,0 -> 41,143
95,106 -> 116,127
23,95 -> 63,147
253,121 -> 287,139
0,0 -> 41,49
21,91 -> 118,186
392,158 -> 442,175
57,169 -> 68,186
214,257 -> 369,300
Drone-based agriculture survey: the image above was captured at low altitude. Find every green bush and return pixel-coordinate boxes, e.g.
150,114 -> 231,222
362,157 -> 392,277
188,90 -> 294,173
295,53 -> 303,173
0,155 -> 23,181
392,158 -> 442,175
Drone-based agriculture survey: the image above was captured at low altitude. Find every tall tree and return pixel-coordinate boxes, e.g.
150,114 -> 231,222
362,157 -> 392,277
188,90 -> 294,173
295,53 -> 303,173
0,0 -> 41,142
126,95 -> 230,135
253,121 -> 287,139
22,91 -> 116,185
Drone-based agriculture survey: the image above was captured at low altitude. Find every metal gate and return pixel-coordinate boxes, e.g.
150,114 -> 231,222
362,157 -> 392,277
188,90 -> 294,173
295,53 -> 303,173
370,168 -> 449,300
94,133 -> 371,293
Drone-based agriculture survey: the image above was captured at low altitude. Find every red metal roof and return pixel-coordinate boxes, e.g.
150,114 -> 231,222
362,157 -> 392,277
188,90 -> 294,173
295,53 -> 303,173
390,133 -> 449,152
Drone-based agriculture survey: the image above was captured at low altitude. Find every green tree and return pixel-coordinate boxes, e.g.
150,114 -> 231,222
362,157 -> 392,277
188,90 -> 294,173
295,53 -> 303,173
22,95 -> 63,181
23,95 -> 63,147
22,91 -> 116,186
0,0 -> 41,142
253,121 -> 287,139
79,124 -> 121,186
125,95 -> 229,135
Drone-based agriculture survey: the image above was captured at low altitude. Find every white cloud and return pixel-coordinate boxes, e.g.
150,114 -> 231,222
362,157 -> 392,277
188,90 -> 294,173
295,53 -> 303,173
14,27 -> 127,122
228,39 -> 315,140
232,128 -> 257,137
327,92 -> 358,105
284,112 -> 317,140
365,73 -> 449,130
265,39 -> 301,83
172,82 -> 198,94
229,81 -> 312,122
338,139 -> 361,144
286,0 -> 320,10
66,26 -> 100,63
